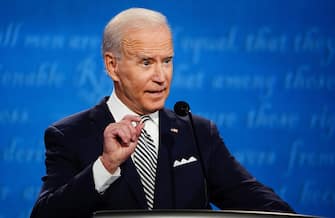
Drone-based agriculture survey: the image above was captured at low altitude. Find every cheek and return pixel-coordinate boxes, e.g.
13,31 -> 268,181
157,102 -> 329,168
119,66 -> 144,88
126,74 -> 149,93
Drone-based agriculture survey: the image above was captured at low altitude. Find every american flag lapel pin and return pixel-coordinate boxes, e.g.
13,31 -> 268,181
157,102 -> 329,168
170,128 -> 179,133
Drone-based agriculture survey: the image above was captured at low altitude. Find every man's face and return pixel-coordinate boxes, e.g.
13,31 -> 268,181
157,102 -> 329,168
112,25 -> 174,115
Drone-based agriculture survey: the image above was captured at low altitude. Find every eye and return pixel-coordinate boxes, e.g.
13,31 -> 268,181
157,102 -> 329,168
142,59 -> 152,66
163,57 -> 173,64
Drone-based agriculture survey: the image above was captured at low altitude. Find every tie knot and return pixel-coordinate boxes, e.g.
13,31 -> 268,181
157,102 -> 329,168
140,115 -> 151,123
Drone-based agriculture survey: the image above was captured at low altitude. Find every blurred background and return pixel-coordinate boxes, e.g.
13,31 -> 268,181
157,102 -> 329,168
1,0 -> 334,217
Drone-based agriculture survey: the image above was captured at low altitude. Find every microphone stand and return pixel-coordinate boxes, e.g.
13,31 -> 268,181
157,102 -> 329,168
187,110 -> 209,208
174,101 -> 209,208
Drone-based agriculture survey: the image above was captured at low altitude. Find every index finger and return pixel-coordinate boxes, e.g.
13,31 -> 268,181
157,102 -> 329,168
121,115 -> 142,126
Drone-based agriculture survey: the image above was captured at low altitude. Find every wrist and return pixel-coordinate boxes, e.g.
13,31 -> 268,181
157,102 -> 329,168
99,155 -> 119,174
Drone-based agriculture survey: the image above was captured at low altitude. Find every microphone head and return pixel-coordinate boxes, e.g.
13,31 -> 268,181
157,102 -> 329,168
174,101 -> 190,116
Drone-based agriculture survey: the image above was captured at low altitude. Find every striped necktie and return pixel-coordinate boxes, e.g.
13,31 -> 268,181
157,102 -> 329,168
133,115 -> 158,209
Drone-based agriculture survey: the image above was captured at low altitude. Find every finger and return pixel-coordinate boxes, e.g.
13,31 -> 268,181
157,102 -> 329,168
105,123 -> 132,146
119,119 -> 140,142
122,115 -> 142,125
121,115 -> 145,138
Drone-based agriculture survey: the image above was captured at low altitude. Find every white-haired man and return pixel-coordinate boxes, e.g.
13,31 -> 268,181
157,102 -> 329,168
30,8 -> 294,218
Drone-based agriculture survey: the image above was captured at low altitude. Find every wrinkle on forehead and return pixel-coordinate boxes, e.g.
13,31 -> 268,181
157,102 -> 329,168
120,27 -> 173,58
122,39 -> 173,57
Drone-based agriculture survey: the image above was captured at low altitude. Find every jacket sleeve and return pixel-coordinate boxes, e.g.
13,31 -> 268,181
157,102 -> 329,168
30,125 -> 102,218
205,121 -> 295,213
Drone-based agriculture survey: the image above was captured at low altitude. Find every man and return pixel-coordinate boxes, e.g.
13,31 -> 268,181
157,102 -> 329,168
30,8 -> 294,218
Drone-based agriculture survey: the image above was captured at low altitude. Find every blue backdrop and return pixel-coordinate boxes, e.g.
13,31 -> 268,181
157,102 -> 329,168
1,0 -> 334,217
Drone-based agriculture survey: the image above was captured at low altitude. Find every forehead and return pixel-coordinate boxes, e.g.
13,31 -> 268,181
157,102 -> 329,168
121,25 -> 174,58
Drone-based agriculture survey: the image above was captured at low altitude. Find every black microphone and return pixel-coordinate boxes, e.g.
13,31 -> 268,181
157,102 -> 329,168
174,101 -> 209,208
173,101 -> 190,117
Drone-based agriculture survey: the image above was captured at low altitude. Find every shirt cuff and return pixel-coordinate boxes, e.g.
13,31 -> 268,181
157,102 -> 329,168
92,157 -> 121,194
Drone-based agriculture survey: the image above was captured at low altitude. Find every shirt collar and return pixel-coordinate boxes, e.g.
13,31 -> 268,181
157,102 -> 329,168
106,90 -> 159,125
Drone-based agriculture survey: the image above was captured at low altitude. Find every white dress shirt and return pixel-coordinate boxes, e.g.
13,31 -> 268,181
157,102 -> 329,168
92,90 -> 159,193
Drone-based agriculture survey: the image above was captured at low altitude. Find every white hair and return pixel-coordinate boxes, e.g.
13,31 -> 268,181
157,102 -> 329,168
102,8 -> 171,57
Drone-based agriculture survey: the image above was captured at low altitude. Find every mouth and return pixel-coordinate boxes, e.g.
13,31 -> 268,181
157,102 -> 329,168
145,88 -> 166,96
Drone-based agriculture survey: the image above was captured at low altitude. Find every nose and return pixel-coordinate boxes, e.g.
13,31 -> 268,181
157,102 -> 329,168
152,63 -> 165,83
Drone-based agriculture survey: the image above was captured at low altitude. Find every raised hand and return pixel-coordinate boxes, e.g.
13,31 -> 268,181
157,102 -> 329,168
100,115 -> 144,173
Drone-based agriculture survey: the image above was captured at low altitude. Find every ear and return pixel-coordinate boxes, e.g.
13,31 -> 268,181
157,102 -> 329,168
104,52 -> 120,81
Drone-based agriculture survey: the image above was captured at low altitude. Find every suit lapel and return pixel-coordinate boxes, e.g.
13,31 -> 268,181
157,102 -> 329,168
120,158 -> 147,209
154,109 -> 178,208
89,97 -> 114,148
154,109 -> 207,209
89,97 -> 147,209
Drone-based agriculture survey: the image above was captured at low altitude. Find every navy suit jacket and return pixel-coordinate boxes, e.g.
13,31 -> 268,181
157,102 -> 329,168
30,97 -> 294,218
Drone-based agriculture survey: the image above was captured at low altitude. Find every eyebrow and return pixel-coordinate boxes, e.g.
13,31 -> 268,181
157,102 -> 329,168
138,55 -> 152,60
137,54 -> 174,60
